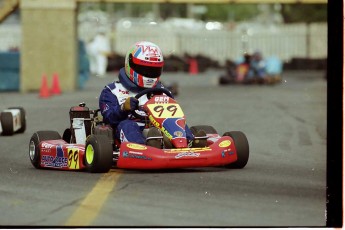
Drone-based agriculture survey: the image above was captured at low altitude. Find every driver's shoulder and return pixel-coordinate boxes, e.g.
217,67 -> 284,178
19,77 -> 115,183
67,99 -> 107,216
103,81 -> 120,93
104,81 -> 123,91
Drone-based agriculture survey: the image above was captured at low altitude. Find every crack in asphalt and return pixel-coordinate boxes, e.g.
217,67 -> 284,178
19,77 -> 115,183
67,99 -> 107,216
48,198 -> 82,215
272,101 -> 307,124
116,179 -> 147,191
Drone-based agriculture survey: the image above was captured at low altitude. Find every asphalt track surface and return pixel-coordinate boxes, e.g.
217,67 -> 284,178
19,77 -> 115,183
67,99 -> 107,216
0,69 -> 326,227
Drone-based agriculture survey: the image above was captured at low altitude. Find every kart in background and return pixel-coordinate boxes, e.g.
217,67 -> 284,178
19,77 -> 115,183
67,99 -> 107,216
0,107 -> 26,136
29,88 -> 249,172
219,56 -> 282,85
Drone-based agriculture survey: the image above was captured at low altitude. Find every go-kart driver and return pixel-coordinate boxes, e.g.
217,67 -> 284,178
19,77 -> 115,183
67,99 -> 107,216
99,41 -> 206,149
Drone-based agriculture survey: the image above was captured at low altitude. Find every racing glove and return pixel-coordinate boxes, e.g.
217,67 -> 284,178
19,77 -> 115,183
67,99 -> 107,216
121,97 -> 139,112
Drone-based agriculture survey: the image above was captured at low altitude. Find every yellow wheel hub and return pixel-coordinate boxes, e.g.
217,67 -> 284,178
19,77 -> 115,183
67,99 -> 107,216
86,145 -> 94,165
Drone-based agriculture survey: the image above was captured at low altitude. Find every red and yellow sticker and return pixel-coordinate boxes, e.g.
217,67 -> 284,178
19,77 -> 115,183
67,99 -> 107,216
219,140 -> 231,148
164,147 -> 211,154
127,143 -> 147,150
68,148 -> 80,169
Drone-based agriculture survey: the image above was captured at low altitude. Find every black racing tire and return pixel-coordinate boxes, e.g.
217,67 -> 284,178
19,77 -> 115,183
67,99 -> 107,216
190,125 -> 218,135
85,134 -> 113,173
29,131 -> 62,169
219,76 -> 234,85
223,131 -> 249,169
8,107 -> 26,133
1,112 -> 14,136
62,128 -> 72,143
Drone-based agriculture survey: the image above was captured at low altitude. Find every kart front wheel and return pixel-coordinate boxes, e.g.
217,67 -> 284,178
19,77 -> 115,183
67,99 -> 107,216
223,131 -> 249,169
29,131 -> 62,169
85,135 -> 113,173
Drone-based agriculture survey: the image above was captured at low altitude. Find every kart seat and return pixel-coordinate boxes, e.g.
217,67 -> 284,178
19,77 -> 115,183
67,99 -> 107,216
69,103 -> 91,143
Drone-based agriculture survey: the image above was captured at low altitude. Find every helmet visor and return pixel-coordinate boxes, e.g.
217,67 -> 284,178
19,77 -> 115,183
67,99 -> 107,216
129,54 -> 162,78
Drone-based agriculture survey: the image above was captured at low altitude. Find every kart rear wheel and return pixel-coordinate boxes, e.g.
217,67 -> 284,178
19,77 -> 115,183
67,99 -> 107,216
29,131 -> 62,169
190,125 -> 218,135
223,131 -> 249,169
0,112 -> 14,135
8,107 -> 26,133
85,134 -> 113,173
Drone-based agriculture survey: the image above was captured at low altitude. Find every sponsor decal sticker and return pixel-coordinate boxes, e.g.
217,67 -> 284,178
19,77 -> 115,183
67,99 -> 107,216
162,127 -> 172,140
154,96 -> 169,103
122,151 -> 152,160
147,104 -> 184,118
41,142 -> 54,153
146,78 -> 155,83
219,140 -> 231,148
41,142 -> 55,149
165,147 -> 211,153
129,151 -> 143,155
42,145 -> 68,168
127,143 -> 147,150
149,115 -> 161,129
175,152 -> 200,159
118,89 -> 129,95
120,130 -> 128,143
221,150 -> 234,157
101,103 -> 109,113
174,131 -> 183,137
68,148 -> 80,169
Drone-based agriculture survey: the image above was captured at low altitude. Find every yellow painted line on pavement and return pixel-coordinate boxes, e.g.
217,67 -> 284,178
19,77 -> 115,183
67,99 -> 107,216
64,169 -> 122,226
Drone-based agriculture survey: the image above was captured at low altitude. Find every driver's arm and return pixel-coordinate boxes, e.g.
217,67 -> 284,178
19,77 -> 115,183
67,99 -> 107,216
99,86 -> 128,127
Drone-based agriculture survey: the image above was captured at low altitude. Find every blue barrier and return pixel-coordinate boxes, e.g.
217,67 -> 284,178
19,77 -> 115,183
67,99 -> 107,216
0,71 -> 20,91
0,40 -> 90,91
0,51 -> 20,91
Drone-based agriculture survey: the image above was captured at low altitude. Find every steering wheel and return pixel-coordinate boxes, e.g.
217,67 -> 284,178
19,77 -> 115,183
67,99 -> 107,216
132,87 -> 174,120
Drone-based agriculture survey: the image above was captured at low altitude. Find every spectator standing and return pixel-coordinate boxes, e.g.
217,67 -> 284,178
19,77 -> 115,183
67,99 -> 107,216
87,31 -> 111,77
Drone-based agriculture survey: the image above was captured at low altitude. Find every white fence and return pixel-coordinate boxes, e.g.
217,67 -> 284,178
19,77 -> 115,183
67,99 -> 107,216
112,22 -> 327,63
0,22 -> 327,63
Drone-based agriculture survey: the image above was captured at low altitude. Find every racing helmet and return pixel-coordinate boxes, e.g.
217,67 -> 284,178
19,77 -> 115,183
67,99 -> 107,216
125,41 -> 164,88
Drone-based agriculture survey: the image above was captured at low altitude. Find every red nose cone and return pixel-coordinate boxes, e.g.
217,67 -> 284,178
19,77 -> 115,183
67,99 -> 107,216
171,138 -> 188,148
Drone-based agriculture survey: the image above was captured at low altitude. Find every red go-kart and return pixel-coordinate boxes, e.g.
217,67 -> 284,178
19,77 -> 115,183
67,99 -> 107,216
29,88 -> 249,172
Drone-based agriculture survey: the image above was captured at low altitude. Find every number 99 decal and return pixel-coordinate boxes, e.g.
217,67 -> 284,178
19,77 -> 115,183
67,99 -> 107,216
147,104 -> 184,118
68,148 -> 80,169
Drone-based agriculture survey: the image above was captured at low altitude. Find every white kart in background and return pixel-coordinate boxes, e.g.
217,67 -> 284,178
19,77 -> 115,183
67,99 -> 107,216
0,107 -> 26,136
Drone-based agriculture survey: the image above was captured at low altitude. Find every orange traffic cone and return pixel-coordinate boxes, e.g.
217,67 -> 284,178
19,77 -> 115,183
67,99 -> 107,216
51,73 -> 61,95
39,74 -> 50,98
189,58 -> 198,75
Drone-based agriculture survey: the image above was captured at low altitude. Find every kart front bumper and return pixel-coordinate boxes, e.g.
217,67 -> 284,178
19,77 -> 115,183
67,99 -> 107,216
117,136 -> 238,169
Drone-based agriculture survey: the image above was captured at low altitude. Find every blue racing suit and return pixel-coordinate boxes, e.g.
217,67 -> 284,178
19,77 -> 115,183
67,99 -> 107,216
99,67 -> 194,145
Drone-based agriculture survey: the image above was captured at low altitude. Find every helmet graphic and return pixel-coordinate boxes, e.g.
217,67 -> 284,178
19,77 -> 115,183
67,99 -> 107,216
125,41 -> 164,88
